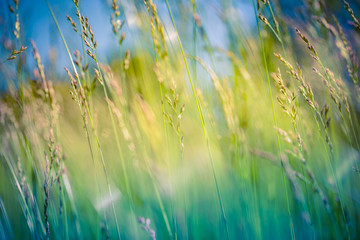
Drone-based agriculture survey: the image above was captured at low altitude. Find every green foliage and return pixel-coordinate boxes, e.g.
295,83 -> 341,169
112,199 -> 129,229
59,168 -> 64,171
1,0 -> 360,239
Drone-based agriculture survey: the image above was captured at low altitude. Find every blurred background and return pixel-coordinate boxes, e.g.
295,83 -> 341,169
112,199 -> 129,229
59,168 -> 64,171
1,0 -> 360,239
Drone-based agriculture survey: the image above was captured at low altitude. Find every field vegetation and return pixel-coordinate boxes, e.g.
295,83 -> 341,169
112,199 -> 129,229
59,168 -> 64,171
1,0 -> 360,239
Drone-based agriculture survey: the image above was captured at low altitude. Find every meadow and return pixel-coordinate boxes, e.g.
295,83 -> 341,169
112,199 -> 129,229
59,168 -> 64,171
1,0 -> 360,239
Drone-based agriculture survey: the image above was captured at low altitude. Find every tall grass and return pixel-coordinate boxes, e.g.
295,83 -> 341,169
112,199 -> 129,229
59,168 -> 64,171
0,0 -> 360,239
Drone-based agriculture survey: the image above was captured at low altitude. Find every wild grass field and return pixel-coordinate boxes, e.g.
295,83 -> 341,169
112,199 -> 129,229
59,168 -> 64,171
1,0 -> 360,239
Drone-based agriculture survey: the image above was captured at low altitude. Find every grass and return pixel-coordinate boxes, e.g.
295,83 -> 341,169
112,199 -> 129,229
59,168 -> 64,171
1,0 -> 360,239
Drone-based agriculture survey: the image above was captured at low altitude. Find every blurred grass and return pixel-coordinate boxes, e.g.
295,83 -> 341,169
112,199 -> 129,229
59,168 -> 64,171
1,0 -> 360,239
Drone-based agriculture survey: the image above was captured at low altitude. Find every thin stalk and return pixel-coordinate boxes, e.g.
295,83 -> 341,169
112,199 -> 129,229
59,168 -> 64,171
192,0 -> 197,85
252,1 -> 295,239
44,1 -> 119,238
266,1 -> 287,59
14,133 -> 46,237
291,122 -> 316,237
310,55 -> 352,237
96,59 -> 137,237
185,1 -> 197,238
59,162 -> 69,240
0,195 -> 14,239
250,152 -> 263,240
0,150 -> 37,239
150,40 -> 175,240
143,156 -> 173,239
156,49 -> 177,240
164,1 -> 230,239
315,112 -> 350,238
73,3 -> 138,235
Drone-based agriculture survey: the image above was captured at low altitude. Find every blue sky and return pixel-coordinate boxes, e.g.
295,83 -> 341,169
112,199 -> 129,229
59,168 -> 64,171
0,0 -> 358,91
0,0 -> 256,75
